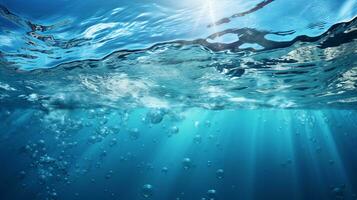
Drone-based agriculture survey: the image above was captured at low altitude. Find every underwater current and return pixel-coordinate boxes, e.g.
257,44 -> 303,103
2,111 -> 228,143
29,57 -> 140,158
0,0 -> 357,199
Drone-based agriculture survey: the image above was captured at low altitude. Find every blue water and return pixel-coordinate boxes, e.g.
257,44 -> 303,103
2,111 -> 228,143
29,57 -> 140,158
0,0 -> 357,199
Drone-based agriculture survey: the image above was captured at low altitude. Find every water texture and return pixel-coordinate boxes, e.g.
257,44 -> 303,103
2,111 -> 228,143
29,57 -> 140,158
0,0 -> 356,200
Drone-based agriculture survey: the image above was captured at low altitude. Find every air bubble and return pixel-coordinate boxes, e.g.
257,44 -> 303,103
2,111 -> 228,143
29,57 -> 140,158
142,184 -> 153,198
216,169 -> 224,179
182,158 -> 192,170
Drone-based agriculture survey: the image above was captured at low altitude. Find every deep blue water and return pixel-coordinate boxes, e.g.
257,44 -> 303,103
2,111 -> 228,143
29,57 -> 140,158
0,0 -> 357,200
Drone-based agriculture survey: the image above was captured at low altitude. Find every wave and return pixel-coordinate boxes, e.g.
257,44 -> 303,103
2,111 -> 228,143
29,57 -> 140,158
0,3 -> 356,110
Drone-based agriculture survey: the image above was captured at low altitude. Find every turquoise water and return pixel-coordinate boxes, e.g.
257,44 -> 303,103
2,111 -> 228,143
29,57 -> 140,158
0,0 -> 357,199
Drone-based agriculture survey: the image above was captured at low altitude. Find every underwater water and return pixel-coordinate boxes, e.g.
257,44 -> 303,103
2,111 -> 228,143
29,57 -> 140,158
0,0 -> 357,199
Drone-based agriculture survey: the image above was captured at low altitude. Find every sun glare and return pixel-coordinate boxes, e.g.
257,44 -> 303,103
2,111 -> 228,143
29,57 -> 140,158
193,0 -> 219,31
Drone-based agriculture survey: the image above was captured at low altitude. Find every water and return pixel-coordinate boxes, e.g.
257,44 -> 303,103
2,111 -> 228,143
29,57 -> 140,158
0,0 -> 356,199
